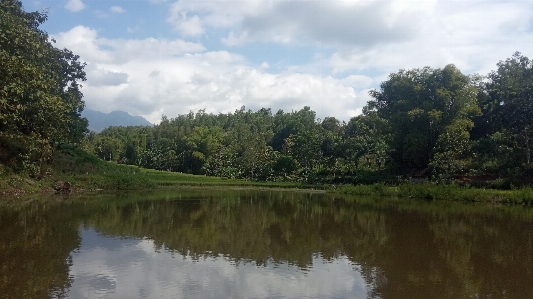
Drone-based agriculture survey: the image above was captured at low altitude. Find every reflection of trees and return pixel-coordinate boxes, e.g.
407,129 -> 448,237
429,214 -> 533,299
0,203 -> 80,299
84,192 -> 533,299
365,203 -> 533,299
2,190 -> 532,299
85,191 -> 389,269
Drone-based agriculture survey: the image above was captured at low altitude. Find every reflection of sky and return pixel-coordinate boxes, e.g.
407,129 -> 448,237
67,227 -> 368,298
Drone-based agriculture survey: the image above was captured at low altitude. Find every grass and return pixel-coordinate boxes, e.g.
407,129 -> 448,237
140,168 -> 305,188
3,147 -> 533,205
0,147 -> 305,197
334,182 -> 533,205
0,148 -> 157,195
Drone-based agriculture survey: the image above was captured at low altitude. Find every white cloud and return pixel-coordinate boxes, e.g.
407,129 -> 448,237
85,64 -> 129,87
110,6 -> 125,14
167,0 -> 262,37
52,26 -> 362,124
328,0 -> 533,75
101,54 -> 357,123
94,10 -> 109,19
175,15 -> 204,36
165,0 -> 533,76
53,26 -> 112,63
53,26 -> 206,64
65,0 -> 85,12
231,0 -> 420,47
51,0 -> 533,123
104,61 -> 357,123
341,75 -> 373,89
167,0 -> 426,47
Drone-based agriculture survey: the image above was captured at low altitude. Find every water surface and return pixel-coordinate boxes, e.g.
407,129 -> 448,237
1,189 -> 532,298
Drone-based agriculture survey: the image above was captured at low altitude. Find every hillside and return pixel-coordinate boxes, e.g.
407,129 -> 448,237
82,109 -> 152,133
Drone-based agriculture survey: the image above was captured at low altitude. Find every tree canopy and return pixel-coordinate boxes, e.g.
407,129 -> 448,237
81,53 -> 533,186
473,52 -> 533,170
0,0 -> 87,173
367,64 -> 481,174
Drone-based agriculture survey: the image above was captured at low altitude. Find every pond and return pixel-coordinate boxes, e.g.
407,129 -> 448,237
1,188 -> 532,298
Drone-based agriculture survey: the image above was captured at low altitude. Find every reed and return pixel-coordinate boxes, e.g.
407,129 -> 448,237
334,183 -> 533,205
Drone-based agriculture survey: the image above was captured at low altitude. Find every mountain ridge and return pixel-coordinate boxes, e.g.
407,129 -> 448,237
82,109 -> 152,133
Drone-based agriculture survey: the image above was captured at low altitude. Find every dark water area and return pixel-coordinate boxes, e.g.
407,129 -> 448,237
1,189 -> 532,298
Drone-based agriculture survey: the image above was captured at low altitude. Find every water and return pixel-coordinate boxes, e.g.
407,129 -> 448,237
1,189 -> 532,298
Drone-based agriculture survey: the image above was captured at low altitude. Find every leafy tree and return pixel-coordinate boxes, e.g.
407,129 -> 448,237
368,65 -> 480,174
430,118 -> 474,179
321,116 -> 343,135
269,155 -> 299,181
184,126 -> 224,174
285,130 -> 323,182
94,137 -> 123,162
343,111 -> 390,171
204,147 -> 239,178
0,0 -> 87,172
474,52 -> 533,169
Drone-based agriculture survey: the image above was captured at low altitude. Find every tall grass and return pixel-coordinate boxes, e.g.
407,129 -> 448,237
1,147 -> 306,195
335,183 -> 533,205
140,168 -> 306,189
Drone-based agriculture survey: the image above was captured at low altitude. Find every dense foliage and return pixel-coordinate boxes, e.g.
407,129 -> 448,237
0,0 -> 87,174
82,107 -> 390,184
82,53 -> 533,186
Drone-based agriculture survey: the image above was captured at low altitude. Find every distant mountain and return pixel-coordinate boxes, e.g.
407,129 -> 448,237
81,109 -> 153,133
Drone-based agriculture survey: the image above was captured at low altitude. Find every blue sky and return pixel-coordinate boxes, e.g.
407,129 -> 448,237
21,0 -> 533,123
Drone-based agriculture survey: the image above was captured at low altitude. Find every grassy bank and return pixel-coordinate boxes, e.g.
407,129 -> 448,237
0,148 -> 155,195
0,147 -> 303,196
334,183 -> 533,205
140,168 -> 307,189
3,147 -> 533,205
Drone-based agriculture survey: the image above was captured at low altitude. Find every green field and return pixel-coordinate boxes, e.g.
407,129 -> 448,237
139,168 -> 304,188
0,147 -> 304,196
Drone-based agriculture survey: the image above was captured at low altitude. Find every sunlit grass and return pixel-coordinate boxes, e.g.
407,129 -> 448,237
334,183 -> 533,205
139,168 -> 304,188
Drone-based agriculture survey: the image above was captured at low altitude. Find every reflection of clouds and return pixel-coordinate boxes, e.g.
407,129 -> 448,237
68,227 -> 368,298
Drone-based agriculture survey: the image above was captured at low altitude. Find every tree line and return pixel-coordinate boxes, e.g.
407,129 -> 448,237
81,52 -> 533,185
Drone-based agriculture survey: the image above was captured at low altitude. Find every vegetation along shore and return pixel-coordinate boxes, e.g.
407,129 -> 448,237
2,1 -> 533,204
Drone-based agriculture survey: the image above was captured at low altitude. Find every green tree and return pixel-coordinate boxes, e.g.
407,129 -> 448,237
270,155 -> 299,181
430,118 -> 474,179
321,116 -> 343,135
285,129 -> 323,182
184,126 -> 224,174
0,0 -> 87,172
368,65 -> 480,174
343,111 -> 390,171
475,52 -> 533,169
94,137 -> 123,162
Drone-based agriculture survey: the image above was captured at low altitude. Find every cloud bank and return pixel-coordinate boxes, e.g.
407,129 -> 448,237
53,26 -> 363,123
48,0 -> 533,123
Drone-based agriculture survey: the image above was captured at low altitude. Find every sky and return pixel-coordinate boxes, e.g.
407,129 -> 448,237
20,0 -> 533,124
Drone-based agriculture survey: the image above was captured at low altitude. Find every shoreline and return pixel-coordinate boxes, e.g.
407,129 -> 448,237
3,180 -> 533,206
